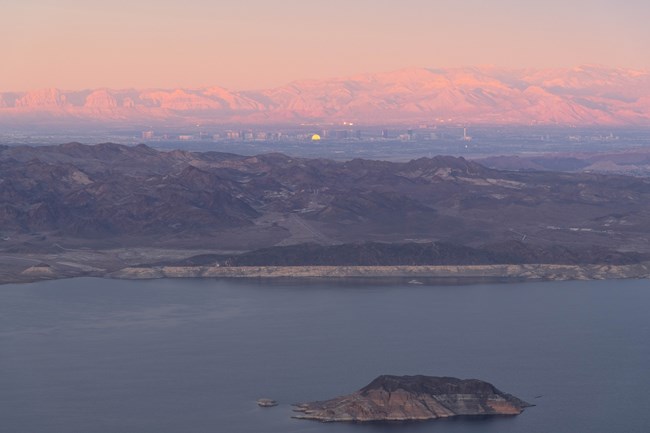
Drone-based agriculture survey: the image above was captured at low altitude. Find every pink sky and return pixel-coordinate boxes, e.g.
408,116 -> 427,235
2,0 -> 649,91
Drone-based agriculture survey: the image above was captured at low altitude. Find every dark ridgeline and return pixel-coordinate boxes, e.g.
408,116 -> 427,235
172,241 -> 642,267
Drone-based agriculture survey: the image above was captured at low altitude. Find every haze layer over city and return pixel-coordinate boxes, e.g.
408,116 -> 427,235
3,1 -> 650,161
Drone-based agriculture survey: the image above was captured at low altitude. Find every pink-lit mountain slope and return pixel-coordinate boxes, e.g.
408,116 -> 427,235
1,65 -> 649,126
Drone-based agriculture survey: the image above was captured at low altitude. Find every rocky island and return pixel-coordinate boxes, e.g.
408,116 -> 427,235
293,375 -> 532,422
256,398 -> 278,407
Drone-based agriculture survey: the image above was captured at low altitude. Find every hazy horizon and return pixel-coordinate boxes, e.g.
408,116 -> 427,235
3,0 -> 649,92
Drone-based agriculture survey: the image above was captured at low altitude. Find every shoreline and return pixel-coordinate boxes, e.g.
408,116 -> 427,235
112,262 -> 650,282
4,262 -> 650,286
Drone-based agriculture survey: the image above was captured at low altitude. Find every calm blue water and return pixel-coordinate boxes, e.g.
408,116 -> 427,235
1,277 -> 649,433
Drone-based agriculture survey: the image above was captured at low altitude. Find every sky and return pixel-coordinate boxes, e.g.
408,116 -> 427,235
2,0 -> 649,91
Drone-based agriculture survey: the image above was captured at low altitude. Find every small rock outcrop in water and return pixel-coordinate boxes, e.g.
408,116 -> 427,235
293,375 -> 532,422
257,398 -> 278,407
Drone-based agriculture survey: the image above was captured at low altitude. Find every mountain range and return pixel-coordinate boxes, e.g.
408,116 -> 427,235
3,142 -> 650,283
3,142 -> 650,256
2,65 -> 650,126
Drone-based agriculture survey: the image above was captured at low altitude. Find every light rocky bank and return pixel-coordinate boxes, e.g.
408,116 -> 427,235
110,262 -> 650,282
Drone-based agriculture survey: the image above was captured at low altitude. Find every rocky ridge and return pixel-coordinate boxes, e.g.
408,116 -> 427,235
3,142 -> 650,255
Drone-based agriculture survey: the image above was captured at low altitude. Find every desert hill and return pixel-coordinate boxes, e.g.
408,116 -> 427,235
2,143 -> 650,256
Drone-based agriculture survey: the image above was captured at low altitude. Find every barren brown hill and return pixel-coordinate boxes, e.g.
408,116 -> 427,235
2,143 -> 650,259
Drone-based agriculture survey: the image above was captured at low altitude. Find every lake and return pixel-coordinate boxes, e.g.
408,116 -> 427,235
1,277 -> 649,433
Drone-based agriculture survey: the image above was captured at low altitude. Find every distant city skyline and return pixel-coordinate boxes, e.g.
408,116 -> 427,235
2,0 -> 649,92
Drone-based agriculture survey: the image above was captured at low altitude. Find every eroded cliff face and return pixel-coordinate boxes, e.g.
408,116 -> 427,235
293,375 -> 531,422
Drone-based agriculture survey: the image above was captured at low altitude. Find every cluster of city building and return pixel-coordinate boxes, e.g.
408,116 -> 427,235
140,126 -> 473,143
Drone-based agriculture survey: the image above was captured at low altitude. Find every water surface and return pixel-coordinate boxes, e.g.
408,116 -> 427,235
1,277 -> 649,433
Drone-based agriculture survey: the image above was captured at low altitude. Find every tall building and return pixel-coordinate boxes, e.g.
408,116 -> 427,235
462,128 -> 472,141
